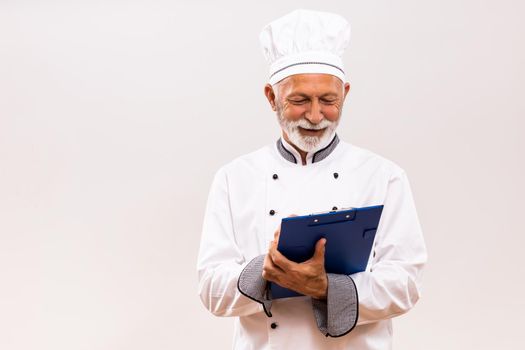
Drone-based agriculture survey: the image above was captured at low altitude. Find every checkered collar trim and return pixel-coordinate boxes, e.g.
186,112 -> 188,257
276,133 -> 339,165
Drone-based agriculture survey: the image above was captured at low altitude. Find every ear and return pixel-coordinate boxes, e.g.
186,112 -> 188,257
264,84 -> 277,111
343,82 -> 351,100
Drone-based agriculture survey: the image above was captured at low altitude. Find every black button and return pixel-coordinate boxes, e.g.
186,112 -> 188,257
270,322 -> 278,329
332,206 -> 338,211
272,174 -> 278,180
269,209 -> 275,216
333,172 -> 339,179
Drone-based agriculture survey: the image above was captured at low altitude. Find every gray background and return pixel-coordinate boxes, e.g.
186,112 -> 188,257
1,0 -> 524,348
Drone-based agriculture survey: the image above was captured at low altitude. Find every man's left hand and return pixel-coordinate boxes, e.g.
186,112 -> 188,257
262,227 -> 328,299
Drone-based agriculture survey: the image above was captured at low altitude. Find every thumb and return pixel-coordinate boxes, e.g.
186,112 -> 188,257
313,238 -> 326,262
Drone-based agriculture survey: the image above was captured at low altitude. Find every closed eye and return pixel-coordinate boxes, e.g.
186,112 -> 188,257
289,99 -> 309,105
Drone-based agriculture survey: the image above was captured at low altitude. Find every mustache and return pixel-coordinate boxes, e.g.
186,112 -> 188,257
287,118 -> 335,130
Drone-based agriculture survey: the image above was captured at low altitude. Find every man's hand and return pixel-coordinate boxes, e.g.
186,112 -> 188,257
262,225 -> 328,299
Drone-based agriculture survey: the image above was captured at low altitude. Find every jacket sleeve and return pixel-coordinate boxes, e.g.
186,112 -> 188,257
197,167 -> 263,317
310,169 -> 426,332
351,169 -> 427,325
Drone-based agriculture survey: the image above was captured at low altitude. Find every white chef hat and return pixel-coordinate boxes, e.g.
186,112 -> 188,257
260,9 -> 351,85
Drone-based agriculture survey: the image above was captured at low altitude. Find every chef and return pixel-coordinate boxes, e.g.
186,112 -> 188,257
197,9 -> 427,350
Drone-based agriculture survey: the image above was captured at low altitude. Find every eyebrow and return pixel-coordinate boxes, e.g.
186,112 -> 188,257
288,92 -> 339,99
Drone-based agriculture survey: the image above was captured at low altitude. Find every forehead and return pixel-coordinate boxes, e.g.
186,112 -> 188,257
278,73 -> 343,96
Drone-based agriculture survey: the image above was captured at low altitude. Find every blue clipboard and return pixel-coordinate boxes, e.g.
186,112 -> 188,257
270,205 -> 384,299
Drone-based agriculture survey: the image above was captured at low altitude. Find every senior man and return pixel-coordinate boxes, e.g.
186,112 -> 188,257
197,9 -> 427,349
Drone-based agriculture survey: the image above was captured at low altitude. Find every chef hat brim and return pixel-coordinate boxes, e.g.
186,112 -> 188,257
269,62 -> 347,85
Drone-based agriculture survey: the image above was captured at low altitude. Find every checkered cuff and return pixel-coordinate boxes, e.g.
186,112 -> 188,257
237,255 -> 273,317
311,273 -> 359,337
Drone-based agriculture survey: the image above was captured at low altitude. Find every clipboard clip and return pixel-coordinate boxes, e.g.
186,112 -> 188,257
309,206 -> 355,216
308,208 -> 357,226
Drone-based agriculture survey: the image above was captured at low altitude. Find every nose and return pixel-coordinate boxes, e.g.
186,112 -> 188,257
305,98 -> 324,124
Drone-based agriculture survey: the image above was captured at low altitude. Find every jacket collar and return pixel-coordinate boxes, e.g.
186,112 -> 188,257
276,133 -> 340,165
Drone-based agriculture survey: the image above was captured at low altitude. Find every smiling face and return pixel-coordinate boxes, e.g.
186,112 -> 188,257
265,73 -> 350,153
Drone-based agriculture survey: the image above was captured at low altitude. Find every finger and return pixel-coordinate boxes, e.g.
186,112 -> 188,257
270,244 -> 297,271
263,254 -> 285,281
311,238 -> 326,263
268,239 -> 275,252
267,249 -> 286,273
262,254 -> 275,280
269,237 -> 281,255
268,239 -> 280,264
273,226 -> 281,241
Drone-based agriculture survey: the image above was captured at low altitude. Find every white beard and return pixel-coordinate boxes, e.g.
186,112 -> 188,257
277,114 -> 339,153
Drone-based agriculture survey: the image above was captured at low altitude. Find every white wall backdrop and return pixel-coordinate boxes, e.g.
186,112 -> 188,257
1,0 -> 524,349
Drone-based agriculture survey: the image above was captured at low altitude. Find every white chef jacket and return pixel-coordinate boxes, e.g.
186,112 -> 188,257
197,135 -> 427,349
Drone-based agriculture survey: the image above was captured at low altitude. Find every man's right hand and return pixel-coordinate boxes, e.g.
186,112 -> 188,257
262,226 -> 328,300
